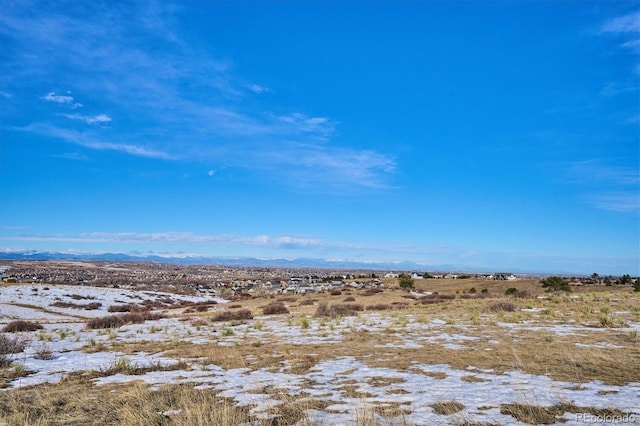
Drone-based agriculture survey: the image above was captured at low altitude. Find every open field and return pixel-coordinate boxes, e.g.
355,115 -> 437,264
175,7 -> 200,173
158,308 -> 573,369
1,277 -> 639,425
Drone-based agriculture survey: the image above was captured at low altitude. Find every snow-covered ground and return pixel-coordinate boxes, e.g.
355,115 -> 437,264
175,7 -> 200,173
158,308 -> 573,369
1,284 -> 639,425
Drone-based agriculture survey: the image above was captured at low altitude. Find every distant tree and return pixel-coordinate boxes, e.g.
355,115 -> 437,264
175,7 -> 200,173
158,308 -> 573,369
398,273 -> 414,289
603,276 -> 612,286
634,278 -> 640,293
591,273 -> 599,284
540,276 -> 571,292
619,274 -> 632,286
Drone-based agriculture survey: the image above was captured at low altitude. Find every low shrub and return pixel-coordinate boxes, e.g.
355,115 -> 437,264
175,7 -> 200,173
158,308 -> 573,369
366,304 -> 391,311
211,309 -> 253,322
34,347 -> 54,360
108,304 -> 142,313
315,302 -> 363,318
263,302 -> 289,315
504,287 -> 518,296
342,296 -> 356,302
0,335 -> 26,367
86,311 -> 164,329
416,294 -> 455,304
329,290 -> 342,296
298,298 -> 317,306
488,301 -> 519,312
2,320 -> 43,333
362,288 -> 383,296
51,301 -> 102,310
65,294 -> 95,300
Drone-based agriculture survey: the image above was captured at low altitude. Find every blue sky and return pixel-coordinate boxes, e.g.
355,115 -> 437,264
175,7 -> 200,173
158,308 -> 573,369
1,1 -> 638,275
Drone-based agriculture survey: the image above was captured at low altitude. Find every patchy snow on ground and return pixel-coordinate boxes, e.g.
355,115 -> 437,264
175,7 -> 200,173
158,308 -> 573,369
1,283 -> 639,425
0,284 -> 226,322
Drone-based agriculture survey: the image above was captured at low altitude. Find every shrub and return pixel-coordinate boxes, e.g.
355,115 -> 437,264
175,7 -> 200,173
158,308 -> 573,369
488,301 -> 518,312
0,335 -> 26,367
366,304 -> 391,311
211,309 -> 253,322
315,302 -> 363,318
86,311 -> 164,329
398,273 -> 414,289
84,302 -> 102,310
481,288 -> 489,293
329,290 -> 342,296
298,298 -> 317,306
416,294 -> 455,304
468,287 -> 476,294
2,320 -> 43,333
262,302 -> 289,315
332,303 -> 363,315
34,347 -> 54,360
505,287 -> 518,296
362,288 -> 383,296
51,301 -> 102,310
343,296 -> 356,302
540,276 -> 572,292
108,304 -> 141,313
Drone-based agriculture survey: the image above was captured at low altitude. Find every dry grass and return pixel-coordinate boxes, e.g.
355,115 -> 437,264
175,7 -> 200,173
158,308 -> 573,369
500,402 -> 630,425
430,400 -> 464,415
0,381 -> 252,426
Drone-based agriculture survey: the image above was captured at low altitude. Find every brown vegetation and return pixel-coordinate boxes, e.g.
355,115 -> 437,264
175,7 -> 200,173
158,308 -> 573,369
211,309 -> 253,322
262,302 -> 289,315
2,321 -> 43,333
86,312 -> 164,329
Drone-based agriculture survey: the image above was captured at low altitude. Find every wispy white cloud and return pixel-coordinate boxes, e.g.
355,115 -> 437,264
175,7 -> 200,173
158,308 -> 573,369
55,152 -> 89,161
276,113 -> 336,136
62,113 -> 112,124
601,11 -> 640,34
20,123 -> 174,160
586,192 -> 639,213
599,11 -> 640,55
564,160 -> 639,186
248,83 -> 272,94
561,160 -> 639,213
1,2 -> 395,192
41,91 -> 74,103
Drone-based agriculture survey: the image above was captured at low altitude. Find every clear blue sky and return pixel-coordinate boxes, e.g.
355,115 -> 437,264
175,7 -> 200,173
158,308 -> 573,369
1,1 -> 638,275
